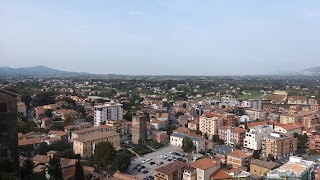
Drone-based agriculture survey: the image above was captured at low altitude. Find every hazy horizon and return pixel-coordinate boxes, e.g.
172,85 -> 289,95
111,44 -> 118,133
1,1 -> 320,75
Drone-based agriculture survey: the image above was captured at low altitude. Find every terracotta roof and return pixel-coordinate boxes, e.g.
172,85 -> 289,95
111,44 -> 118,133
33,155 -> 49,164
74,131 -> 119,143
42,117 -> 51,121
64,125 -> 74,130
72,125 -> 111,134
112,172 -> 141,180
211,169 -> 232,179
48,130 -> 68,137
227,150 -> 251,159
18,137 -> 44,146
155,160 -> 187,175
35,106 -> 45,115
62,165 -> 76,180
219,126 -> 246,134
247,120 -> 270,128
276,122 -> 304,131
188,121 -> 199,125
191,158 -> 216,170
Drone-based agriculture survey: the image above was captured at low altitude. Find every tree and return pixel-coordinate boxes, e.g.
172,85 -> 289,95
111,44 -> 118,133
212,135 -> 220,142
93,142 -> 117,168
203,133 -> 208,140
266,154 -> 275,162
182,137 -> 195,153
21,95 -> 32,106
175,112 -> 184,118
37,142 -> 50,155
235,144 -> 242,150
244,123 -> 248,130
85,116 -> 94,122
45,110 -> 53,117
0,160 -> 17,180
21,159 -> 34,180
75,159 -> 84,180
252,150 -> 260,159
47,157 -> 63,180
114,153 -> 132,172
218,139 -> 224,145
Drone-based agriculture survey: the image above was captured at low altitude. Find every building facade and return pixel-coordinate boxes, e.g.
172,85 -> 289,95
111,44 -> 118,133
131,116 -> 147,144
154,161 -> 187,180
218,126 -> 246,147
199,114 -> 223,139
170,133 -> 205,153
263,132 -> 297,159
93,102 -> 123,126
243,124 -> 273,151
73,131 -> 120,158
0,89 -> 20,173
250,159 -> 279,177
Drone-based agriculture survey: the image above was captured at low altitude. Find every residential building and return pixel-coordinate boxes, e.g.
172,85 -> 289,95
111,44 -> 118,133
199,113 -> 223,139
182,167 -> 196,180
223,113 -> 237,126
266,156 -> 314,179
153,131 -> 168,144
73,131 -> 120,158
302,114 -> 320,130
93,102 -> 123,126
241,99 -> 262,111
274,122 -> 304,135
280,111 -> 316,124
105,119 -> 128,135
250,159 -> 279,178
191,158 -> 221,180
309,135 -> 320,151
263,106 -> 279,113
132,116 -> 147,144
287,96 -> 308,105
227,150 -> 251,168
40,117 -> 53,130
218,126 -> 247,147
42,104 -> 57,110
245,110 -> 267,121
188,121 -> 199,131
179,115 -> 190,127
71,125 -> 113,141
239,115 -> 253,124
154,160 -> 187,180
243,124 -> 273,151
52,109 -> 79,120
0,89 -> 20,172
170,133 -> 205,153
35,106 -> 45,120
263,132 -> 297,159
210,169 -> 232,180
150,120 -> 168,130
212,145 -> 235,164
17,102 -> 27,117
308,98 -> 319,106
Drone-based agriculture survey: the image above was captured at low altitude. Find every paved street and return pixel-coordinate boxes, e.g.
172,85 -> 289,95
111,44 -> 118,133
128,146 -> 187,179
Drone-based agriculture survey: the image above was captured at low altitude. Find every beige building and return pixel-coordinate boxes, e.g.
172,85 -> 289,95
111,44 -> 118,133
280,111 -> 316,124
250,159 -> 279,177
199,113 -> 223,139
71,125 -> 113,141
105,119 -> 128,135
274,122 -> 304,135
227,150 -> 251,168
245,110 -> 267,121
190,158 -> 220,180
188,121 -> 199,131
132,116 -> 147,144
153,131 -> 168,144
73,131 -> 120,158
182,167 -> 197,180
154,160 -> 187,180
263,132 -> 297,159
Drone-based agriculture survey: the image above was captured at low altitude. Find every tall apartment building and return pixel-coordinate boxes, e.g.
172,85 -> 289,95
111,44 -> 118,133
245,110 -> 267,121
199,113 -> 223,139
73,131 -> 120,158
263,132 -> 297,159
0,89 -> 20,173
218,126 -> 247,147
243,124 -> 273,151
93,102 -> 123,126
309,135 -> 320,151
223,113 -> 237,126
302,115 -> 320,130
131,116 -> 147,144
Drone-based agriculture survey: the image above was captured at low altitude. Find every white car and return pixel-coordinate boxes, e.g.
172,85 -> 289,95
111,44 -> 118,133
158,155 -> 163,159
142,160 -> 146,163
169,151 -> 173,154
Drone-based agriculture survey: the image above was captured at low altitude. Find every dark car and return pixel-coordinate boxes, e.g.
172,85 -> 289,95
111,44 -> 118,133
167,159 -> 172,161
133,166 -> 138,170
150,161 -> 155,165
159,162 -> 164,165
141,165 -> 146,169
143,170 -> 149,174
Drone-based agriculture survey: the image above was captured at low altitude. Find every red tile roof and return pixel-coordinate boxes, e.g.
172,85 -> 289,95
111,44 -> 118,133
191,158 -> 216,170
211,169 -> 232,179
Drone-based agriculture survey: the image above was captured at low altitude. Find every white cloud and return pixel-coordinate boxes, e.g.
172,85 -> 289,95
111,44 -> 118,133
128,11 -> 144,15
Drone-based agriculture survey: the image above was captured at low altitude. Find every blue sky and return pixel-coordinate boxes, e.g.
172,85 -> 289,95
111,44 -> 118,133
1,0 -> 320,75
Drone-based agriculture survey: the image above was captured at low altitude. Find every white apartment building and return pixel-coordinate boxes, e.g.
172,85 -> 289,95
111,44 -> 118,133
93,102 -> 123,126
199,113 -> 223,139
245,110 -> 267,121
243,124 -> 273,151
170,133 -> 205,153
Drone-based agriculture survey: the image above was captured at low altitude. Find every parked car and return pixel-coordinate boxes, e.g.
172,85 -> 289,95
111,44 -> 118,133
150,161 -> 155,165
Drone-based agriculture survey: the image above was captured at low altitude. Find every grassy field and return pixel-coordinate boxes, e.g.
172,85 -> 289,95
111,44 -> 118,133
239,90 -> 263,100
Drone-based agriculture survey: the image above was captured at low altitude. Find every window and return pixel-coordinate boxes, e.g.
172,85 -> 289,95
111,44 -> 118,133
0,102 -> 8,112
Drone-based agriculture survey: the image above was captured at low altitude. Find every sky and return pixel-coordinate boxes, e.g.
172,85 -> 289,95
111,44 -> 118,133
1,0 -> 320,75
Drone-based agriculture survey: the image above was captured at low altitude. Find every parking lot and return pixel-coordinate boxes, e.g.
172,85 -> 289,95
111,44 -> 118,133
128,146 -> 188,179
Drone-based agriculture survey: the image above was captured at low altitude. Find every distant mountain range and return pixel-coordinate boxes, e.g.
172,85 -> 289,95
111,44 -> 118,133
0,65 -> 90,76
294,67 -> 320,76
